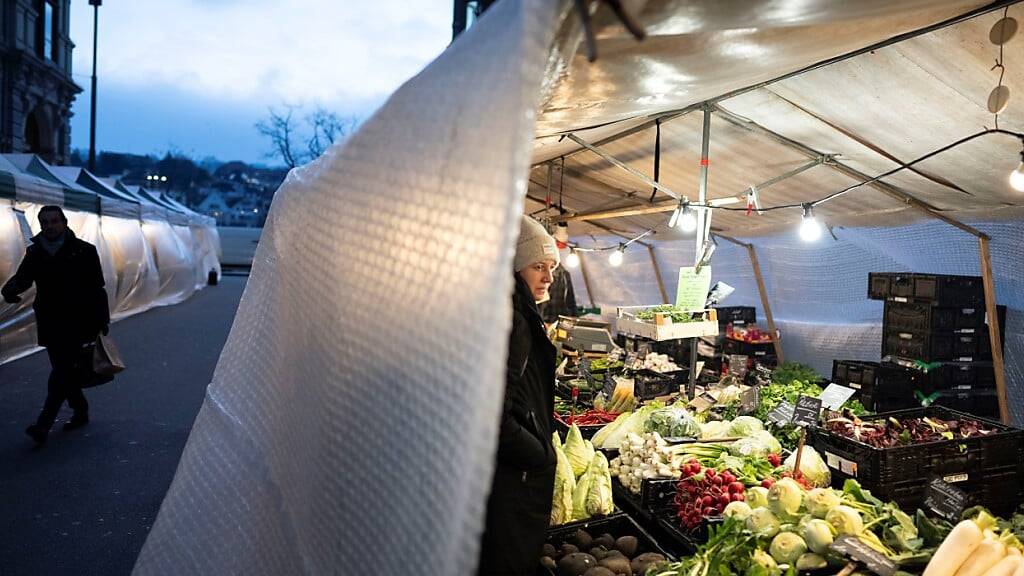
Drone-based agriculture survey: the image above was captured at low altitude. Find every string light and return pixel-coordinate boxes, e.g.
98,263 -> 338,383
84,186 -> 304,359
608,245 -> 624,267
799,204 -> 822,242
1010,148 -> 1024,192
667,199 -> 697,232
564,248 -> 580,268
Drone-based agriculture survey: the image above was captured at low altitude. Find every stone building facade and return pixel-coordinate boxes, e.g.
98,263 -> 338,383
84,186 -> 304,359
0,0 -> 78,165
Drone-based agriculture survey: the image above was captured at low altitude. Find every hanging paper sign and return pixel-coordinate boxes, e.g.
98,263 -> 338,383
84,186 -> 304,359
767,401 -> 795,426
830,535 -> 898,576
792,395 -> 823,427
819,384 -> 858,411
688,392 -> 718,414
925,478 -> 971,523
675,266 -> 713,311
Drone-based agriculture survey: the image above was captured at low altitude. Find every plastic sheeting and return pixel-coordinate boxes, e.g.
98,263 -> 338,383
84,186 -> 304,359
141,220 -> 197,306
568,219 -> 1024,425
131,0 -> 562,573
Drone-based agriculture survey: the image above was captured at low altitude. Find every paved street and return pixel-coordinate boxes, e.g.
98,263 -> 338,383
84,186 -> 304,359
0,275 -> 247,576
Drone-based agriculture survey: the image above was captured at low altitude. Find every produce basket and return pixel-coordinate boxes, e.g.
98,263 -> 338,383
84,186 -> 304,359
933,389 -> 1000,420
632,369 -> 677,400
807,406 -> 1024,516
882,329 -> 990,363
832,360 -> 878,405
723,337 -> 775,358
553,413 -> 608,441
615,307 -> 719,342
884,301 -> 986,332
539,512 -> 675,575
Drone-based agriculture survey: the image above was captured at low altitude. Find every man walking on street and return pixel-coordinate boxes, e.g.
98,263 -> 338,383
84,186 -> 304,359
2,206 -> 109,444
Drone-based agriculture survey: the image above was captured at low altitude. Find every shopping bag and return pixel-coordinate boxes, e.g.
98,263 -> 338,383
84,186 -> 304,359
93,333 -> 125,376
77,343 -> 113,389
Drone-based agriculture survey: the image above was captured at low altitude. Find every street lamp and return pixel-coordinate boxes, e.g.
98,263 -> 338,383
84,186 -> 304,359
87,0 -> 102,172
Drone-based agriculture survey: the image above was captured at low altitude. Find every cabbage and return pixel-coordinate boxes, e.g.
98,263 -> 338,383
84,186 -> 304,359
701,420 -> 732,440
796,553 -> 828,571
550,434 -> 576,525
571,459 -> 597,521
805,488 -> 841,519
801,519 -> 835,554
600,404 -> 661,449
724,501 -> 753,520
755,430 -> 782,455
728,416 -> 765,437
746,508 -> 781,538
826,505 -> 863,535
644,406 -> 701,438
783,447 -> 831,488
728,436 -> 771,458
584,452 -> 614,517
591,411 -> 630,447
564,424 -> 595,477
767,478 -> 803,518
769,532 -> 807,565
747,549 -> 780,576
745,486 -> 769,509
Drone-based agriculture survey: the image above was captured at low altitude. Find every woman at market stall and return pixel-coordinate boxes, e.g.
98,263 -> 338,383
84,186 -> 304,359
477,216 -> 560,576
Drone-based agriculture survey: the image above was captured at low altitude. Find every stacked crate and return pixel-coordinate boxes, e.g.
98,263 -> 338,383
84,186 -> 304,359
863,273 -> 1004,418
699,306 -> 777,373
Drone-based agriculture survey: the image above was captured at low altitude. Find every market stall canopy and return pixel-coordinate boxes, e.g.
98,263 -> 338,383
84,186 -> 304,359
134,187 -> 193,227
2,154 -> 101,214
50,166 -> 141,220
0,155 -> 64,206
115,182 -> 178,223
530,0 -> 1024,239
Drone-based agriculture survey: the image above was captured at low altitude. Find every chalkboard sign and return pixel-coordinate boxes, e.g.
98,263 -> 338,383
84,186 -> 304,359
578,358 -> 597,389
768,401 -> 795,426
819,384 -> 857,411
624,350 -> 641,371
754,364 -> 773,386
608,348 -> 623,363
830,535 -> 897,576
925,478 -> 971,523
689,392 -> 718,414
792,395 -> 823,427
739,386 -> 759,414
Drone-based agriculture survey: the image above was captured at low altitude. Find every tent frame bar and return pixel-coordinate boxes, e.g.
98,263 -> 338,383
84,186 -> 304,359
713,233 -> 785,363
647,245 -> 669,304
564,133 -> 682,201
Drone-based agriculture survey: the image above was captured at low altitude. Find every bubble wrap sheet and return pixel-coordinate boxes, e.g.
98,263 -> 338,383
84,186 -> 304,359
133,1 -> 560,574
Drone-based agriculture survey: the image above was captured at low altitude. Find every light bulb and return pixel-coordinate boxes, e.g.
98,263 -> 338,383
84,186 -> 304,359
678,207 -> 698,233
565,250 -> 580,268
608,248 -> 624,267
1010,162 -> 1024,191
668,204 -> 681,228
799,204 -> 822,242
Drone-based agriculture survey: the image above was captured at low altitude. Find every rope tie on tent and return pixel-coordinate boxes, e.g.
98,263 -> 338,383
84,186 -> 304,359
574,0 -> 645,63
649,119 -> 661,203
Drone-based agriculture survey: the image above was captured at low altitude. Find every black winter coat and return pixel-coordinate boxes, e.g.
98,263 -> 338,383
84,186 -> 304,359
477,274 -> 558,576
1,230 -> 109,348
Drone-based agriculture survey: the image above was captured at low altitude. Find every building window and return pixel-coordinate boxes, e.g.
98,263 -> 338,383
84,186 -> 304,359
37,1 -> 55,61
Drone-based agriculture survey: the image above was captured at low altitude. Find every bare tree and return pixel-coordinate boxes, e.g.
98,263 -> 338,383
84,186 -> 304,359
255,106 -> 302,169
256,105 -> 357,168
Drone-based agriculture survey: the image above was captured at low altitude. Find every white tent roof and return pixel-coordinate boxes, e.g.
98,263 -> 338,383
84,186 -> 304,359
529,0 -> 1024,239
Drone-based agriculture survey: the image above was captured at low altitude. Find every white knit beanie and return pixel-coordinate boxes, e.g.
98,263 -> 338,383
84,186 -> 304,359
514,216 -> 560,272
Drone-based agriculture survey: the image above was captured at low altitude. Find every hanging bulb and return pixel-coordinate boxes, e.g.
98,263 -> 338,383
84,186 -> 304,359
608,246 -> 624,267
799,204 -> 822,242
1011,151 -> 1024,192
668,201 -> 682,228
678,203 -> 698,233
565,249 -> 580,268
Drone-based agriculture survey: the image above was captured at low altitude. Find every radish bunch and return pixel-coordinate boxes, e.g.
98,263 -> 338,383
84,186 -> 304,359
674,459 -> 746,531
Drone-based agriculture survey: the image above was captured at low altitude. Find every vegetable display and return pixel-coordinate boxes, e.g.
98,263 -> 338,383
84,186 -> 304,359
556,409 -> 621,427
651,479 -> 950,576
642,353 -> 680,373
644,406 -> 702,439
539,526 -> 669,576
921,510 -> 1022,576
552,425 -> 617,525
825,413 -> 999,448
674,460 -> 746,530
634,305 -> 702,323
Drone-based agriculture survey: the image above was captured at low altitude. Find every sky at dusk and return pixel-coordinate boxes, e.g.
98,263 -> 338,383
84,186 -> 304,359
67,1 -> 452,165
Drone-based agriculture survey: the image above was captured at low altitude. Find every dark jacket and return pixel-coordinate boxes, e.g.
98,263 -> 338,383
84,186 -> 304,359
478,274 -> 558,576
2,230 -> 109,348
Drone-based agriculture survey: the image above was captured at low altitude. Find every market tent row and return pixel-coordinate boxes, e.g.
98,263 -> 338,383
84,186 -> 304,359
0,154 -> 221,364
129,1 -> 1024,575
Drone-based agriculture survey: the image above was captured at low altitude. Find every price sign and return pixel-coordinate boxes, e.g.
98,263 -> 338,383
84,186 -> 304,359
578,358 -> 597,389
925,478 -> 971,523
767,401 -> 795,426
754,364 -> 773,386
819,383 -> 858,411
739,386 -> 759,414
830,535 -> 898,576
624,350 -> 641,371
608,348 -> 623,363
792,395 -> 823,427
688,392 -> 718,414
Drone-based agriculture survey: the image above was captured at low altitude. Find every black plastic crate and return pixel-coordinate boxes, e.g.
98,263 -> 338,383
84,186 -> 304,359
714,306 -> 756,326
807,406 -> 1024,516
553,415 -> 605,441
868,272 -> 985,306
832,360 -> 878,401
723,338 -> 775,358
541,512 -> 675,574
633,369 -> 677,400
871,362 -> 997,412
882,330 -> 990,363
639,478 -> 679,513
884,301 -> 985,333
933,389 -> 1000,420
